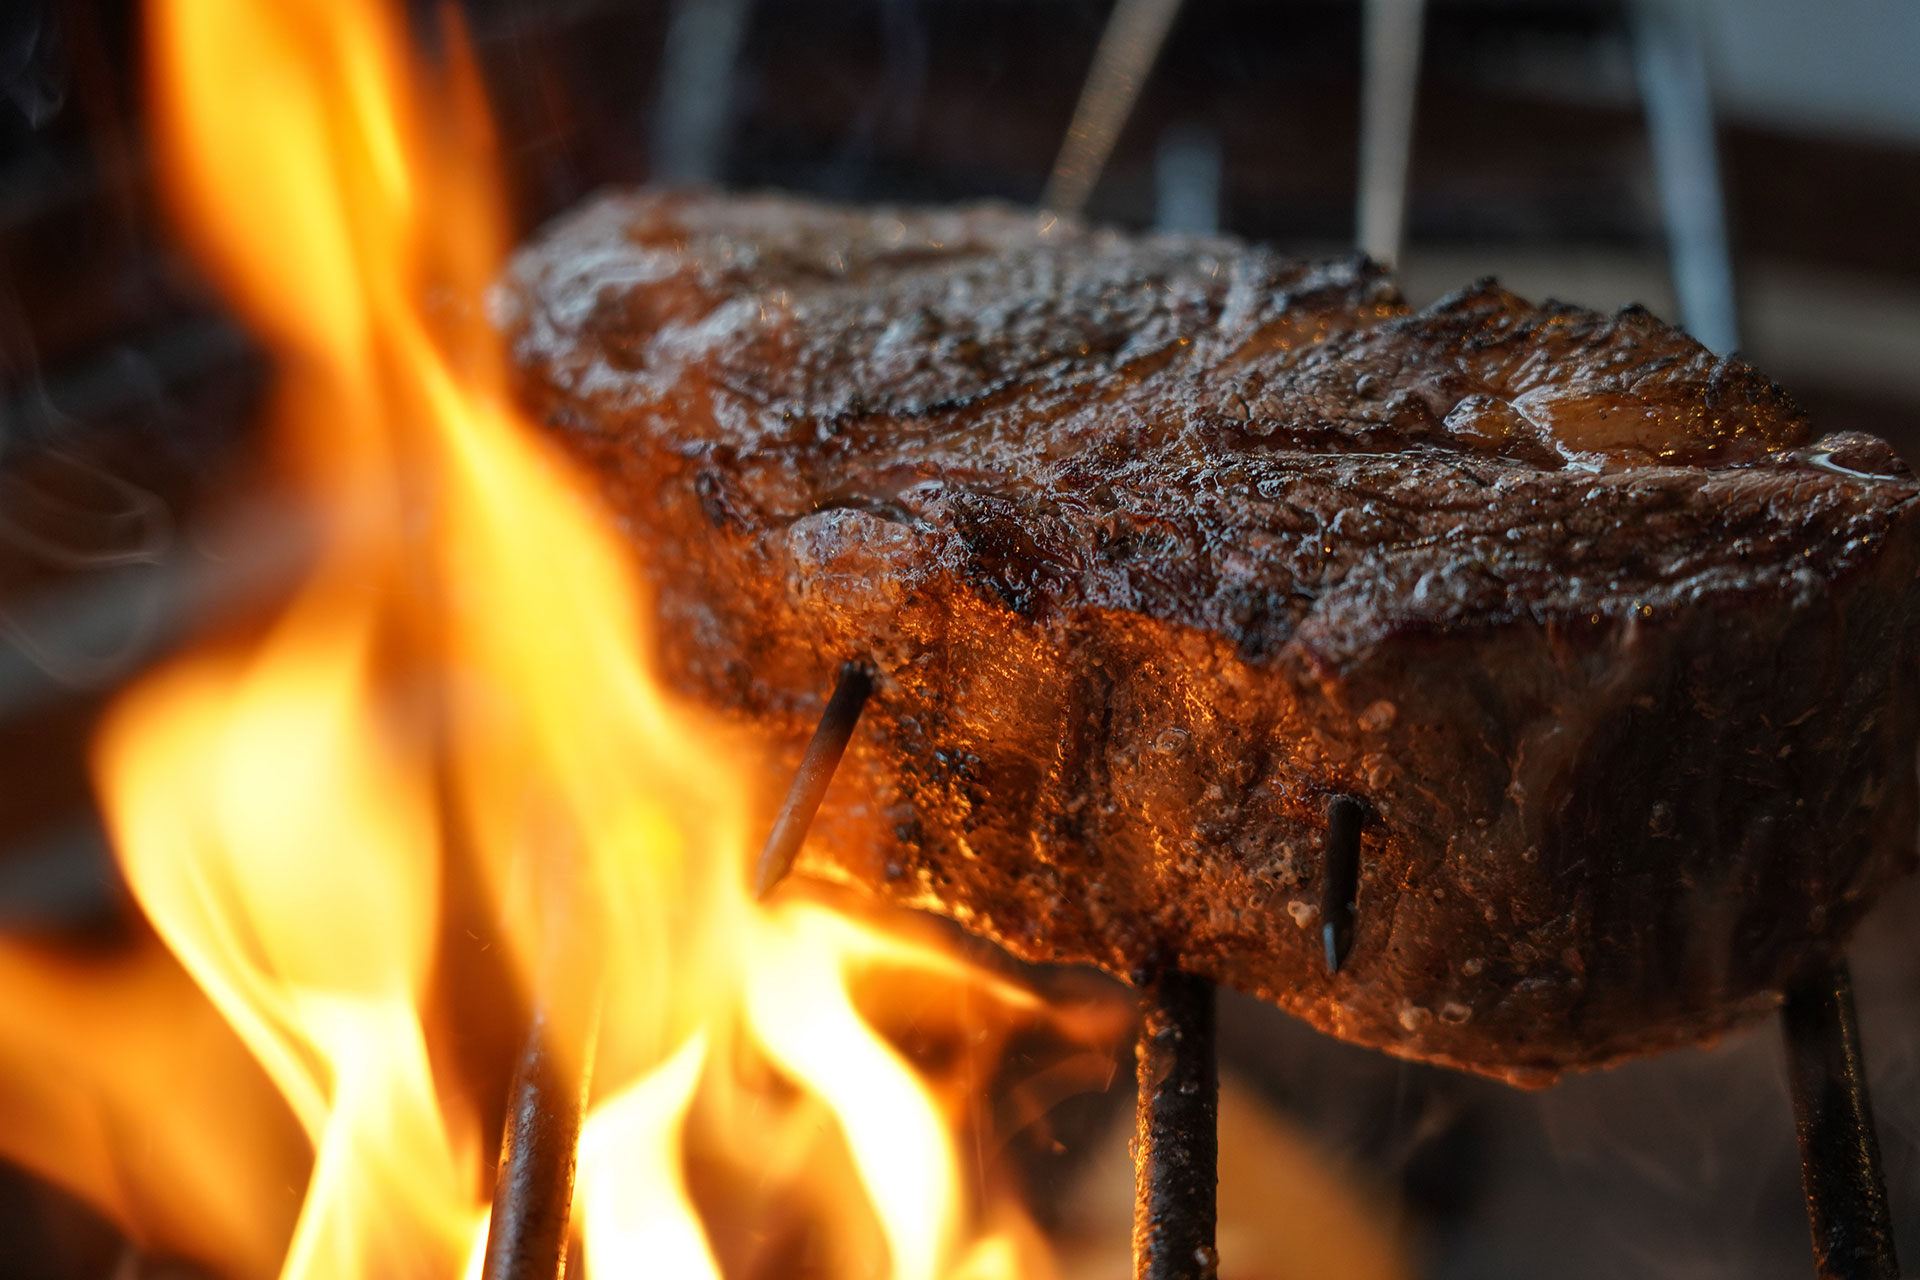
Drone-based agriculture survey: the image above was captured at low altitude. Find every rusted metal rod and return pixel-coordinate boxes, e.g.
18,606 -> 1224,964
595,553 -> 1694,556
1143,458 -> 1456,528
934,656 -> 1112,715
752,661 -> 873,898
1321,794 -> 1365,974
480,1007 -> 590,1280
1782,958 -> 1899,1280
1133,968 -> 1218,1280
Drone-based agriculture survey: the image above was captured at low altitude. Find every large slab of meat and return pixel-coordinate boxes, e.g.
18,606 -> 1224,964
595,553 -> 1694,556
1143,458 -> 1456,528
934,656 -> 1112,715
499,190 -> 1920,1085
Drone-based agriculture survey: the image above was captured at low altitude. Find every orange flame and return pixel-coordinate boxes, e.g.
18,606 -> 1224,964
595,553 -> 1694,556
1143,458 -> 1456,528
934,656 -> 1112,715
0,0 -> 1125,1277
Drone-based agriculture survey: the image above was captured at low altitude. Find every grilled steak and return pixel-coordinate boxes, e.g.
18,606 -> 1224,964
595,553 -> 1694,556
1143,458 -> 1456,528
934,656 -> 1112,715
499,190 -> 1920,1085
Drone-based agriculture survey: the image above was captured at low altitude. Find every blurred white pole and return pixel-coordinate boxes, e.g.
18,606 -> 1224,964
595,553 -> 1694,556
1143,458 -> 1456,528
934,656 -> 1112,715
1154,123 -> 1223,234
1044,0 -> 1185,216
1632,0 -> 1741,354
652,0 -> 754,185
1356,0 -> 1426,266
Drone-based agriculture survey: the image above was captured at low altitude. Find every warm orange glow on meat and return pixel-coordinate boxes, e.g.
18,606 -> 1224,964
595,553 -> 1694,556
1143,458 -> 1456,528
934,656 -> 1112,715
0,0 -> 1113,1276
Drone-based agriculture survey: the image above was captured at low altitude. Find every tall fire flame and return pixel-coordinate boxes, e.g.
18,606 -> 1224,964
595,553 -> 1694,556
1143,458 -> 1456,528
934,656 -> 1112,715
0,0 -> 1130,1277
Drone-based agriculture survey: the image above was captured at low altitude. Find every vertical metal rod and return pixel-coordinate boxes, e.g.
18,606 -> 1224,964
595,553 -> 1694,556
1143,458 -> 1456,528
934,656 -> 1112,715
753,661 -> 874,898
1154,122 -> 1223,235
1782,958 -> 1898,1280
1043,0 -> 1186,216
651,0 -> 755,184
1631,0 -> 1739,354
1355,0 -> 1427,266
480,1007 -> 592,1280
1133,969 -> 1218,1280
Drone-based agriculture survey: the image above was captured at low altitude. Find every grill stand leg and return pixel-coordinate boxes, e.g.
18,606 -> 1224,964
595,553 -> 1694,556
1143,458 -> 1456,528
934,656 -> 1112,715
480,1007 -> 591,1280
1134,969 -> 1219,1280
1782,958 -> 1899,1280
755,662 -> 1227,1280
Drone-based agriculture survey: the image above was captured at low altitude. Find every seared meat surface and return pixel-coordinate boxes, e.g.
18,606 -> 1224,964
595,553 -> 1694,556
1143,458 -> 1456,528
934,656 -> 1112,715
500,190 -> 1920,1084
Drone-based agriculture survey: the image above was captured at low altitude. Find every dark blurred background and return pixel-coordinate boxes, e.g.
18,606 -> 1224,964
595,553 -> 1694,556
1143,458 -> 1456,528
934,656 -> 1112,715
2,1 -> 1919,1277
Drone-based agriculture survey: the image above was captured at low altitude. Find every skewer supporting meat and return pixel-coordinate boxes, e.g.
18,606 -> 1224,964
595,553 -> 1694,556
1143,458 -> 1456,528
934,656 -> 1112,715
480,1006 -> 590,1280
1782,960 -> 1899,1280
1134,969 -> 1219,1280
752,667 -> 1227,1278
480,843 -> 602,1280
753,661 -> 875,898
1041,0 -> 1184,216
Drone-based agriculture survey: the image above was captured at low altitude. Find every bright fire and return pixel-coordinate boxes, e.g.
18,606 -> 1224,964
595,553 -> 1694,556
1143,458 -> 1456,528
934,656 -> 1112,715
0,0 -> 1130,1277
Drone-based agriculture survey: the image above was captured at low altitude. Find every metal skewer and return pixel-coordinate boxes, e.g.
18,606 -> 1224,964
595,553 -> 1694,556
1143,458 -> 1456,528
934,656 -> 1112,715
1616,14 -> 1885,1277
478,840 -> 603,1280
479,658 -> 874,1274
1153,123 -> 1222,236
752,661 -> 874,898
1042,0 -> 1185,216
1129,75 -> 1229,1280
1355,0 -> 1427,266
480,1005 -> 593,1280
652,0 -> 755,185
1630,0 -> 1739,354
752,653 -> 1228,1280
1134,968 -> 1219,1280
1781,959 -> 1899,1280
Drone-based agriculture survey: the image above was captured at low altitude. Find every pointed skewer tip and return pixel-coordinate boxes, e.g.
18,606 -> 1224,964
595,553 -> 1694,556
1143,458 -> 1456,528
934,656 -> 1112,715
751,662 -> 874,900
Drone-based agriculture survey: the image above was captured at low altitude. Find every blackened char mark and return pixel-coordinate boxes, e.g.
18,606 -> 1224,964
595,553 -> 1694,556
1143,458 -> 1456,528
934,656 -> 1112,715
949,490 -> 1080,618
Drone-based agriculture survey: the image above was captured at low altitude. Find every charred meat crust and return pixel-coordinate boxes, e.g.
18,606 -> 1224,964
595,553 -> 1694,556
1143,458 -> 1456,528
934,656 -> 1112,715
500,189 -> 1920,1085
